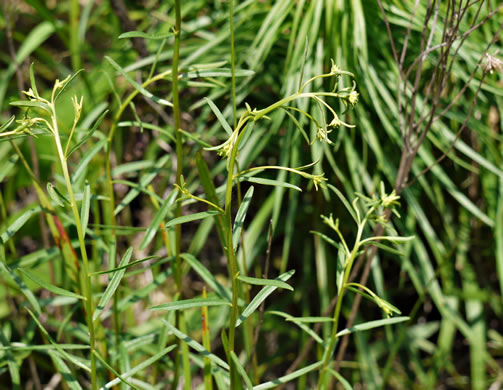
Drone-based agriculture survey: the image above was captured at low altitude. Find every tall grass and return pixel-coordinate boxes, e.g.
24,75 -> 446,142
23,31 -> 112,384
0,1 -> 502,389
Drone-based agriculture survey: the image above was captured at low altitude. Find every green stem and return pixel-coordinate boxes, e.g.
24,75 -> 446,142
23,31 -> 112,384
51,106 -> 97,389
230,0 -> 237,128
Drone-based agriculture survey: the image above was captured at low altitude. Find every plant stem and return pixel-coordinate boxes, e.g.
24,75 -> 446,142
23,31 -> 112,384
51,105 -> 97,389
230,0 -> 237,128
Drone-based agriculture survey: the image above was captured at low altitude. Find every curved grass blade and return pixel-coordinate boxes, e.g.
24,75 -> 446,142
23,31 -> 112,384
0,261 -> 41,316
93,247 -> 133,322
81,180 -> 91,235
151,297 -> 231,312
253,361 -> 323,390
231,351 -> 253,390
105,56 -> 172,106
237,275 -> 293,291
232,186 -> 254,250
92,350 -> 140,390
336,316 -> 410,338
67,109 -> 108,158
239,176 -> 302,192
204,97 -> 233,136
326,367 -> 353,390
327,184 -> 358,223
140,189 -> 178,250
119,31 -> 173,40
71,138 -> 107,184
47,350 -> 82,390
0,328 -> 20,389
236,269 -> 295,327
165,210 -> 221,229
18,268 -> 85,300
161,319 -> 229,371
0,206 -> 41,244
181,253 -> 232,302
100,345 -> 176,389
267,310 -> 323,344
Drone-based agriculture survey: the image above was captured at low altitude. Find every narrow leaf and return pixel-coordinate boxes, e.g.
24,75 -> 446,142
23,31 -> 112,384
204,97 -> 233,136
236,270 -> 295,327
161,319 -> 230,371
238,275 -> 293,291
119,31 -> 173,40
336,316 -> 410,337
165,210 -> 221,229
47,350 -> 83,390
140,190 -> 177,250
81,180 -> 91,234
18,268 -> 85,300
327,184 -> 358,223
1,206 -> 41,244
253,361 -> 323,389
151,297 -> 231,312
93,247 -> 133,322
231,351 -> 253,390
233,186 -> 254,250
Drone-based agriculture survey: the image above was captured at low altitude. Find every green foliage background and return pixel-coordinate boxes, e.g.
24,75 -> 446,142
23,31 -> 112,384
0,1 -> 502,389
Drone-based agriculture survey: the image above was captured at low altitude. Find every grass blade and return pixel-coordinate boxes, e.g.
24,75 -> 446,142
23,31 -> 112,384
17,268 -> 85,300
93,247 -> 133,322
150,297 -> 231,312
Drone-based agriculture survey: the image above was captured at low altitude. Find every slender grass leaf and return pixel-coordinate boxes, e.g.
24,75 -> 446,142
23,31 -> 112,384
327,184 -> 358,223
336,316 -> 410,337
47,350 -> 82,390
0,154 -> 19,182
183,68 -> 255,79
26,308 -> 90,372
267,310 -> 323,344
115,154 -> 170,215
237,275 -> 293,291
0,261 -> 41,315
231,351 -> 253,390
326,367 -> 353,390
239,176 -> 302,192
233,186 -> 254,250
150,297 -> 231,312
140,189 -> 178,250
253,361 -> 323,389
54,70 -> 84,102
81,180 -> 91,235
9,100 -> 51,112
47,183 -> 70,207
90,255 -> 164,276
285,316 -> 333,323
181,253 -> 232,302
67,109 -> 108,157
92,350 -> 140,390
236,270 -> 295,327
0,115 -> 16,133
18,268 -> 85,300
204,97 -> 233,136
119,31 -> 173,40
72,138 -> 107,183
0,328 -> 20,389
165,210 -> 221,229
1,206 -> 41,244
105,56 -> 172,106
497,179 -> 503,297
161,319 -> 229,371
93,247 -> 133,322
101,345 -> 176,389
1,344 -> 89,351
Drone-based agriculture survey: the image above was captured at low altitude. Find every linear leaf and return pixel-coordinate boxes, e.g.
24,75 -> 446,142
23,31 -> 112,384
233,186 -> 254,250
0,261 -> 41,315
119,31 -> 173,40
105,56 -> 172,106
336,316 -> 410,337
81,180 -> 91,235
231,351 -> 253,390
165,210 -> 221,229
161,319 -> 229,371
47,350 -> 83,390
267,310 -> 323,344
204,97 -> 233,136
67,109 -> 108,157
140,189 -> 178,250
239,176 -> 302,192
253,361 -> 323,389
327,184 -> 358,224
93,247 -> 133,322
238,275 -> 293,291
18,268 -> 85,300
151,297 -> 231,312
181,253 -> 231,302
1,206 -> 41,244
236,269 -> 295,327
